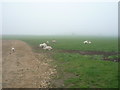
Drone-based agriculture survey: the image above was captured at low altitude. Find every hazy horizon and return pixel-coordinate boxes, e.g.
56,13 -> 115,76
1,2 -> 118,37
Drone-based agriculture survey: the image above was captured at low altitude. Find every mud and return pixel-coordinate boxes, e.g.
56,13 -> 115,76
60,50 -> 119,62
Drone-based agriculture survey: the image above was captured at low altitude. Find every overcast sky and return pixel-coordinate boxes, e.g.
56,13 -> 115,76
1,1 -> 118,36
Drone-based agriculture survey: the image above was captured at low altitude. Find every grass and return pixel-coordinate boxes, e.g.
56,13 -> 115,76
2,35 -> 119,88
3,35 -> 118,52
53,53 -> 118,88
108,55 -> 120,60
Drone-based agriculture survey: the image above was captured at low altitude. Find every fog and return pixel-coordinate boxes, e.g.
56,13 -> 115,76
1,2 -> 118,36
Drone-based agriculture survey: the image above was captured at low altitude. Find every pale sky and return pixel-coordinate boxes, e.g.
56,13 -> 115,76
1,0 -> 119,3
1,0 -> 118,36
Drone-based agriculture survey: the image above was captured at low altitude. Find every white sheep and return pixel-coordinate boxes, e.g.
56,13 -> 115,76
46,41 -> 49,44
39,43 -> 47,48
43,46 -> 52,50
52,40 -> 56,43
11,47 -> 15,52
83,40 -> 88,44
88,41 -> 91,44
83,40 -> 91,44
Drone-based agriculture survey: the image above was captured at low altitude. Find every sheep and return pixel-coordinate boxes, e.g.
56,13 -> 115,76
83,40 -> 91,44
11,47 -> 15,52
43,46 -> 52,50
39,43 -> 47,48
46,41 -> 49,44
52,40 -> 56,43
88,41 -> 91,44
83,40 -> 88,44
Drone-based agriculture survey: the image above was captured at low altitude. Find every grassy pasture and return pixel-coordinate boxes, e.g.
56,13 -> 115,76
3,35 -> 118,52
52,53 -> 118,88
2,35 -> 119,88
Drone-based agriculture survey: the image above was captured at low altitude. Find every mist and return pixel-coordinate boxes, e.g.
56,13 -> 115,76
2,2 -> 118,37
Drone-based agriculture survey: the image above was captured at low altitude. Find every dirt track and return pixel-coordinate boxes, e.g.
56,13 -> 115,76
2,40 -> 56,88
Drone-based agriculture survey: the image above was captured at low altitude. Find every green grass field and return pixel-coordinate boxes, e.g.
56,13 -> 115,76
3,35 -> 118,52
52,53 -> 118,88
2,35 -> 119,88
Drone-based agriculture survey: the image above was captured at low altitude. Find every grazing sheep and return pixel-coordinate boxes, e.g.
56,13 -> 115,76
52,40 -> 56,43
88,41 -> 91,44
43,46 -> 52,50
11,47 -> 15,52
46,41 -> 49,44
39,43 -> 47,48
83,40 -> 91,44
83,40 -> 88,44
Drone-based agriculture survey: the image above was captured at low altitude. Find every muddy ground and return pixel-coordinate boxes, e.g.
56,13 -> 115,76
2,40 -> 57,88
60,50 -> 119,62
